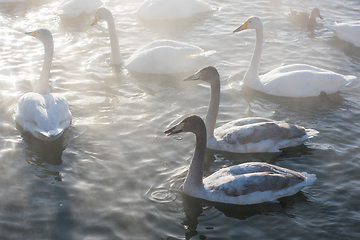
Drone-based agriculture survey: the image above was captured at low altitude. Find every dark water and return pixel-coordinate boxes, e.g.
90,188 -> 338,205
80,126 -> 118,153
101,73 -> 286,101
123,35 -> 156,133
0,0 -> 359,239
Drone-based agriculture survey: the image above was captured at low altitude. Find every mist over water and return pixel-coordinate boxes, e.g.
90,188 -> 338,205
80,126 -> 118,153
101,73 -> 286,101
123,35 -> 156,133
0,0 -> 359,239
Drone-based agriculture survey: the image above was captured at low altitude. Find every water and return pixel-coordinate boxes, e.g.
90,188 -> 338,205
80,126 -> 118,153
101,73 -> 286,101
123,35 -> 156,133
0,0 -> 359,239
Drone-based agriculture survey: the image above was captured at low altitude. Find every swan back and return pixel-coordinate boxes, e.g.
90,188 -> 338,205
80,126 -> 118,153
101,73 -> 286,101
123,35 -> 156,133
324,21 -> 360,47
136,0 -> 214,20
59,0 -> 102,18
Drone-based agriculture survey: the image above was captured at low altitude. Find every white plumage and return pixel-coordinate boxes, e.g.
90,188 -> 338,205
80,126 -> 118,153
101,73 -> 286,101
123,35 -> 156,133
324,21 -> 360,48
233,16 -> 356,98
185,66 -> 318,153
15,29 -> 72,141
165,115 -> 316,205
136,0 -> 214,20
58,0 -> 102,18
91,8 -> 215,74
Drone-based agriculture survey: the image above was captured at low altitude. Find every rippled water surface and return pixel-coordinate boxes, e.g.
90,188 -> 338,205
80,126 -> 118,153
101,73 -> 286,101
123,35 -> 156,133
0,0 -> 360,239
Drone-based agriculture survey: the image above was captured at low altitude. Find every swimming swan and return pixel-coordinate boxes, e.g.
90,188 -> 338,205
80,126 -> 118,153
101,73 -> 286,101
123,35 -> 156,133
165,115 -> 316,205
233,16 -> 356,98
287,8 -> 323,27
58,0 -> 102,18
136,0 -> 214,20
15,29 -> 72,141
91,8 -> 215,74
184,66 -> 318,153
324,21 -> 360,48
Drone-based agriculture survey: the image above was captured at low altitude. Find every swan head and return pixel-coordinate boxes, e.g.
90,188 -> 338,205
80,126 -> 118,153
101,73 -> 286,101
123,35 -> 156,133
233,16 -> 263,32
165,115 -> 206,137
310,8 -> 323,19
91,7 -> 113,26
184,66 -> 219,85
25,29 -> 53,44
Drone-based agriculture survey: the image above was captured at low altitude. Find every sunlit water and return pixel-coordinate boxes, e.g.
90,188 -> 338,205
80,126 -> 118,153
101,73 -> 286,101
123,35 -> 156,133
0,0 -> 359,239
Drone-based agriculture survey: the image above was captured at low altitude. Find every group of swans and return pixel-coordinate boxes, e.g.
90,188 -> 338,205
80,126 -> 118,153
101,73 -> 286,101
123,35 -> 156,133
16,5 -> 357,205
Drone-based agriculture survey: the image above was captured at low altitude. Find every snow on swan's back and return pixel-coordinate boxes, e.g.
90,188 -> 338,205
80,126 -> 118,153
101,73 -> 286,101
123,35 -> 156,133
136,0 -> 214,20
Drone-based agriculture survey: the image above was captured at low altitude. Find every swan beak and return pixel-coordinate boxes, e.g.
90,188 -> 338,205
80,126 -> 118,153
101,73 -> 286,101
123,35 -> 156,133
164,122 -> 185,136
233,21 -> 248,32
25,30 -> 38,37
183,70 -> 202,81
91,13 -> 98,26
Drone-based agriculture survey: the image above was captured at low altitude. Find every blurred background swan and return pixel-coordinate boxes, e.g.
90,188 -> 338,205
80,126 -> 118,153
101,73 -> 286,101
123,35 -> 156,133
91,7 -> 215,74
136,0 -> 214,20
58,0 -> 102,18
15,29 -> 72,141
324,21 -> 360,48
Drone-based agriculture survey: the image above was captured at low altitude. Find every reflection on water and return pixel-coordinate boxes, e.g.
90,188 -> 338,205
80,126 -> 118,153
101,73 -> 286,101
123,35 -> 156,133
20,126 -> 69,181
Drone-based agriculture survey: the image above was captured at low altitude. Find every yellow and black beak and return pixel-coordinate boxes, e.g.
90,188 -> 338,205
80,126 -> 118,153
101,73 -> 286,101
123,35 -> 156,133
233,21 -> 249,33
164,122 -> 185,136
25,30 -> 38,37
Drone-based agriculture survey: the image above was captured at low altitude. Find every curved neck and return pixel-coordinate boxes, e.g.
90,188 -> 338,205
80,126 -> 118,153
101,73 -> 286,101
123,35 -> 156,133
205,79 -> 220,139
105,14 -> 121,64
244,27 -> 263,84
33,37 -> 53,95
184,128 -> 206,191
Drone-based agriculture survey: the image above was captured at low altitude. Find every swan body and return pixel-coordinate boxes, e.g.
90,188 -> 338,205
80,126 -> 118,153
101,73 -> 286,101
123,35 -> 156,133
165,115 -> 316,205
287,8 -> 322,27
15,29 -> 72,141
234,16 -> 356,98
324,21 -> 360,47
185,67 -> 318,153
136,0 -> 214,20
92,8 -> 215,74
59,0 -> 102,18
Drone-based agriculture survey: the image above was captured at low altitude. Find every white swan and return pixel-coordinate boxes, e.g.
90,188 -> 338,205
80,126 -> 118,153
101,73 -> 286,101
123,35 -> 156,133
91,8 -> 215,74
184,66 -> 318,153
15,29 -> 72,141
233,16 -> 356,98
287,8 -> 323,27
165,115 -> 316,205
136,0 -> 214,20
324,21 -> 360,48
58,0 -> 102,18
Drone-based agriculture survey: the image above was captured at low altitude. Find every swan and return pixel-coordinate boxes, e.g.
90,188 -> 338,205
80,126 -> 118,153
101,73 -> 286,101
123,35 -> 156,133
233,16 -> 356,98
15,29 -> 72,141
58,0 -> 102,18
184,66 -> 318,153
324,21 -> 360,48
287,8 -> 323,27
136,0 -> 214,20
165,115 -> 316,205
91,8 -> 215,74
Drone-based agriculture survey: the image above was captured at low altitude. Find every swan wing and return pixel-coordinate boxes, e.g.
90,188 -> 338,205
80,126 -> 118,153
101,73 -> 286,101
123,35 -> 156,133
203,162 -> 316,204
325,21 -> 360,47
16,93 -> 72,141
259,64 -> 356,97
125,40 -> 215,74
136,0 -> 213,20
211,118 -> 310,152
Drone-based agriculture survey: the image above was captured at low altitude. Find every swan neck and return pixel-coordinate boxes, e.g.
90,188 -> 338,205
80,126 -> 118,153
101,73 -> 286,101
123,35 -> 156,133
205,79 -> 220,139
184,128 -> 206,191
34,37 -> 53,95
244,27 -> 263,84
105,14 -> 121,64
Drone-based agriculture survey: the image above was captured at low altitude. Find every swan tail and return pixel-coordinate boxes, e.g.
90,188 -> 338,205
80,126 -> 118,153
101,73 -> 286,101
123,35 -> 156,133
305,128 -> 319,139
301,173 -> 317,186
344,75 -> 357,84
